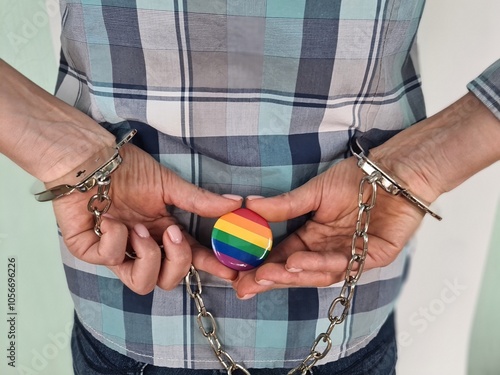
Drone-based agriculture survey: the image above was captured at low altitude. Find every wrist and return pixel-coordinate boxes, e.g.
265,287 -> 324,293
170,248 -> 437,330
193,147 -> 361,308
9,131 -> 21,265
35,129 -> 136,202
0,60 -> 116,182
31,120 -> 116,183
368,131 -> 444,205
369,93 -> 500,205
351,138 -> 442,220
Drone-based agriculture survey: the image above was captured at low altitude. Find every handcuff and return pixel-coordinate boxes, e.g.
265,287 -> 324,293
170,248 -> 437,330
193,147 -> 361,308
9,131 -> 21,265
350,137 -> 442,221
34,129 -> 137,202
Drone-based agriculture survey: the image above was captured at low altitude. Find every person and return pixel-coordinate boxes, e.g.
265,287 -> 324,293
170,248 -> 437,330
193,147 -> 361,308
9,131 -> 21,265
1,1 -> 499,374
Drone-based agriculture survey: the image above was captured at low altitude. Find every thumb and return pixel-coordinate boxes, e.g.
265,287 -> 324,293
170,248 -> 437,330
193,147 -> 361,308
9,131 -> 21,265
245,177 -> 321,222
161,168 -> 243,217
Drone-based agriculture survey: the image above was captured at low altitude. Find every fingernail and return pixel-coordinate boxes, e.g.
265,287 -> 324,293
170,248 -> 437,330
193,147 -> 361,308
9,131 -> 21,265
133,223 -> 150,239
222,194 -> 243,201
257,279 -> 274,286
238,293 -> 256,300
167,225 -> 183,244
246,195 -> 265,201
286,266 -> 303,273
102,213 -> 116,220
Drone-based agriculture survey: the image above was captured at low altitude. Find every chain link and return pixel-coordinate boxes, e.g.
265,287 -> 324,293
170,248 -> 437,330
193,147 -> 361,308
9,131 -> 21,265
185,266 -> 251,375
287,172 -> 380,375
87,172 -> 112,237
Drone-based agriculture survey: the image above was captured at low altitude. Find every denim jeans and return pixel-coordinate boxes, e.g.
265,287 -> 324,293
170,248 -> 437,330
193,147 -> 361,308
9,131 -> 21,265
72,312 -> 397,375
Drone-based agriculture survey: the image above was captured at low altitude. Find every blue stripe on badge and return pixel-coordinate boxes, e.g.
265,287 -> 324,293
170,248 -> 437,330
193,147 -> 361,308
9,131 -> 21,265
211,239 -> 264,268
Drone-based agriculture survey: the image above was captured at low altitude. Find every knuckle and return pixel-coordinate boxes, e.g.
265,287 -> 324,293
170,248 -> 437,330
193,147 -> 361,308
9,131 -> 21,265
157,278 -> 181,292
278,191 -> 295,215
176,250 -> 192,264
103,254 -> 124,266
132,283 -> 155,296
128,276 -> 156,295
163,245 -> 191,266
140,245 -> 162,259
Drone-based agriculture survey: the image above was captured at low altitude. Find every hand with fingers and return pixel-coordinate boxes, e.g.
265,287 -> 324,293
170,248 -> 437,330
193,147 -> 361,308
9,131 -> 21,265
52,143 -> 243,295
233,91 -> 500,299
0,60 -> 244,296
233,157 -> 425,299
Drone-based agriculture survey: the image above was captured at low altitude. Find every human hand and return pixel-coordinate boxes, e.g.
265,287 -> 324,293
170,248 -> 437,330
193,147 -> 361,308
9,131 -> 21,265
52,143 -> 242,294
233,157 -> 425,298
235,91 -> 500,298
0,61 -> 242,294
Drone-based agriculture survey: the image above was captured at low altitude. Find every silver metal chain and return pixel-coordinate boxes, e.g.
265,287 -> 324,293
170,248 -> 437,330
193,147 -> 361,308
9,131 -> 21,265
287,172 -> 380,375
185,265 -> 251,375
87,171 -> 112,237
183,172 -> 380,375
85,169 -> 380,373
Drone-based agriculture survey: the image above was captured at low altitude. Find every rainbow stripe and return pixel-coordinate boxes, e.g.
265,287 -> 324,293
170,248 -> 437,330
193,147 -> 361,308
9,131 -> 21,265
211,208 -> 273,270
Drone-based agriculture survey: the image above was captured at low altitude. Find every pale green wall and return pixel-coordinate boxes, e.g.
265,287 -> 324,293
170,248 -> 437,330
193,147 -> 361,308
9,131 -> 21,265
0,1 -> 74,374
468,199 -> 500,374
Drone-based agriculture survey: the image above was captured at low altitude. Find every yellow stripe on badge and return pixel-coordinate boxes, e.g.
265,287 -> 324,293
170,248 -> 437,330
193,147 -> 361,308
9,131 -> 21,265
220,212 -> 272,238
214,219 -> 272,249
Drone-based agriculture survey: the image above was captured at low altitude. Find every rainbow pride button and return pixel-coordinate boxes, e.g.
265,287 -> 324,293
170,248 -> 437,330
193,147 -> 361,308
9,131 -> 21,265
211,208 -> 273,270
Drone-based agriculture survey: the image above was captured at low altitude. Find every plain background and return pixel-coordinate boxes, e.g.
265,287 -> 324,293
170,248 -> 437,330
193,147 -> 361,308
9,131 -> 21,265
1,0 -> 499,374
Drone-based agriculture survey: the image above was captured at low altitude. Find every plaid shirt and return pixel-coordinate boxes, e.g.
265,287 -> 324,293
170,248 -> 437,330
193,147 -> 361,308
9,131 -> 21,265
55,0 -> 500,369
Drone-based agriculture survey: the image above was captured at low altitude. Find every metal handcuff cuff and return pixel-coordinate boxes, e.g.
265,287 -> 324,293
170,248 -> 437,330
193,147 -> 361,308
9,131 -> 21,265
34,129 -> 137,236
350,137 -> 443,221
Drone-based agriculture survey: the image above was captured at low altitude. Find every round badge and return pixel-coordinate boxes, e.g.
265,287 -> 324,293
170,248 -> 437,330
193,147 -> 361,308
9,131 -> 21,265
211,208 -> 273,271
